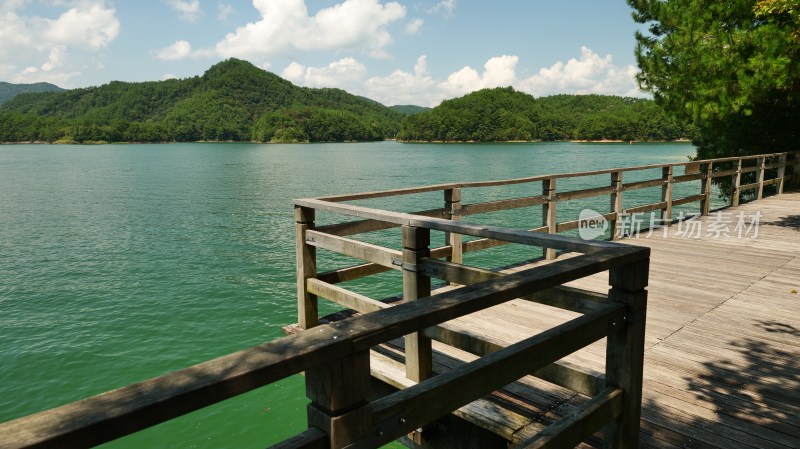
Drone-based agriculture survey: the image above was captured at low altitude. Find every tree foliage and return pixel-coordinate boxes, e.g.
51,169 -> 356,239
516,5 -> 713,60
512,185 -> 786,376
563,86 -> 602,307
0,59 -> 403,143
396,87 -> 694,142
629,0 -> 800,158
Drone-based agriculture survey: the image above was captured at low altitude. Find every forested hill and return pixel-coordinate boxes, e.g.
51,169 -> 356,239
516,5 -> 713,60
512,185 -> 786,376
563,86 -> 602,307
396,87 -> 695,142
0,82 -> 64,107
0,58 -> 403,143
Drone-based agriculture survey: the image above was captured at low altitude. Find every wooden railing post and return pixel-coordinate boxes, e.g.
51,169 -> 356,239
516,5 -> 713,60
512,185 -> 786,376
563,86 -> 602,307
794,152 -> 800,188
604,258 -> 649,448
542,178 -> 557,259
756,156 -> 766,200
444,188 -> 463,265
732,159 -> 742,207
610,171 -> 624,240
699,162 -> 713,215
296,206 -> 318,329
306,350 -> 371,449
661,166 -> 673,223
777,154 -> 786,194
402,225 -> 432,382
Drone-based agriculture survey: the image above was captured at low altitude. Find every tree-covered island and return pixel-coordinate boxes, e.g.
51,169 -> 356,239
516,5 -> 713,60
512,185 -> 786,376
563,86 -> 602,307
396,87 -> 694,142
0,58 -> 693,144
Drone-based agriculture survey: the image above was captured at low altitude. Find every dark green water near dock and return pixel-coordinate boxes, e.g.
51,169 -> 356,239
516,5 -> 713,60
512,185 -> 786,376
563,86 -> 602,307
0,141 -> 707,447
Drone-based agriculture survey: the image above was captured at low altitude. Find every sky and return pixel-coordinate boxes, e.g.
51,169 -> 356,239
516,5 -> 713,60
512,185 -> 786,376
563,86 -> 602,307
0,0 -> 650,107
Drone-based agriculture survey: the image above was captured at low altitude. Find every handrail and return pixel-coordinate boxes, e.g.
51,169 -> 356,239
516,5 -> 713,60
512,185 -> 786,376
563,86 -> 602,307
315,151 -> 799,202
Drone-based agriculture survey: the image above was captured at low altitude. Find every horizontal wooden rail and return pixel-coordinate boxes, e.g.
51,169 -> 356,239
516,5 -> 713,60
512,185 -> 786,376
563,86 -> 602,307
461,195 -> 549,216
309,151 -> 796,203
672,172 -> 705,183
624,201 -> 667,215
623,178 -> 663,191
316,207 -> 447,237
515,387 -> 623,449
418,258 -> 608,314
295,198 -> 627,255
304,230 -> 402,270
672,194 -> 706,207
556,185 -> 614,202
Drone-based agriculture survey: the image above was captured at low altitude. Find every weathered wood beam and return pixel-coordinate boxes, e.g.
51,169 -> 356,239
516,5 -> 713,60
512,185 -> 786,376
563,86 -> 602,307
555,185 -> 614,202
304,230 -> 402,270
671,194 -> 706,207
418,258 -> 608,314
623,201 -> 667,215
315,208 -> 446,237
307,278 -> 389,313
402,225 -> 433,382
267,428 -> 327,449
699,162 -> 712,216
672,173 -> 704,183
604,258 -> 648,448
317,263 -> 391,284
296,206 -> 319,329
622,178 -> 663,191
460,194 -> 549,216
513,387 -> 623,449
295,198 -> 628,254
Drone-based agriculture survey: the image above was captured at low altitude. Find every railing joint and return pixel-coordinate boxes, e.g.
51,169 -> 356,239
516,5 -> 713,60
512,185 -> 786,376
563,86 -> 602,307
392,258 -> 419,272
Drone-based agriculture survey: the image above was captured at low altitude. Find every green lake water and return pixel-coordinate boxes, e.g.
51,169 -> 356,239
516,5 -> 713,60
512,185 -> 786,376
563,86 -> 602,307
0,141 -> 708,447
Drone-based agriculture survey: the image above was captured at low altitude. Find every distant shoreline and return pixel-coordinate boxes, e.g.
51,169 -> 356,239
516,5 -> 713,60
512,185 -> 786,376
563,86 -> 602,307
396,139 -> 692,144
1,138 -> 694,145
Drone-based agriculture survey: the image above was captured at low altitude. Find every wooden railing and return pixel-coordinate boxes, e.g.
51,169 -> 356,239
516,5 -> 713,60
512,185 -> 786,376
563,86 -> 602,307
1,150 -> 796,449
0,219 -> 650,449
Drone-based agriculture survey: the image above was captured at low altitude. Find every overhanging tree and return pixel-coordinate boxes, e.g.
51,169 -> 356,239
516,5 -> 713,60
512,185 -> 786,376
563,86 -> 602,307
629,0 -> 800,159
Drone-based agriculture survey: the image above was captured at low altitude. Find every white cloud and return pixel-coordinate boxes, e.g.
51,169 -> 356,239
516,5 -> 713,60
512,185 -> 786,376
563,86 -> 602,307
282,57 -> 367,88
12,64 -> 80,86
364,55 -> 439,106
42,3 -> 120,50
168,0 -> 202,22
281,48 -> 644,107
0,1 -> 119,87
0,63 -> 15,78
217,2 -> 235,21
0,10 -> 33,57
518,46 -> 643,97
438,55 -> 519,98
162,73 -> 178,80
284,55 -> 441,106
428,0 -> 455,18
404,18 -> 423,34
213,0 -> 406,59
41,45 -> 67,71
156,40 -> 194,60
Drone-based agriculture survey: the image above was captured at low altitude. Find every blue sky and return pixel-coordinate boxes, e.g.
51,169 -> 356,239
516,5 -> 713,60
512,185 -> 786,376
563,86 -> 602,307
0,1 -> 648,106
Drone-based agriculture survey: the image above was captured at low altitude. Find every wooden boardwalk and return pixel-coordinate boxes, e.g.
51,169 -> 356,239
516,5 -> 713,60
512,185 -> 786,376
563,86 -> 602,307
343,191 -> 800,448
